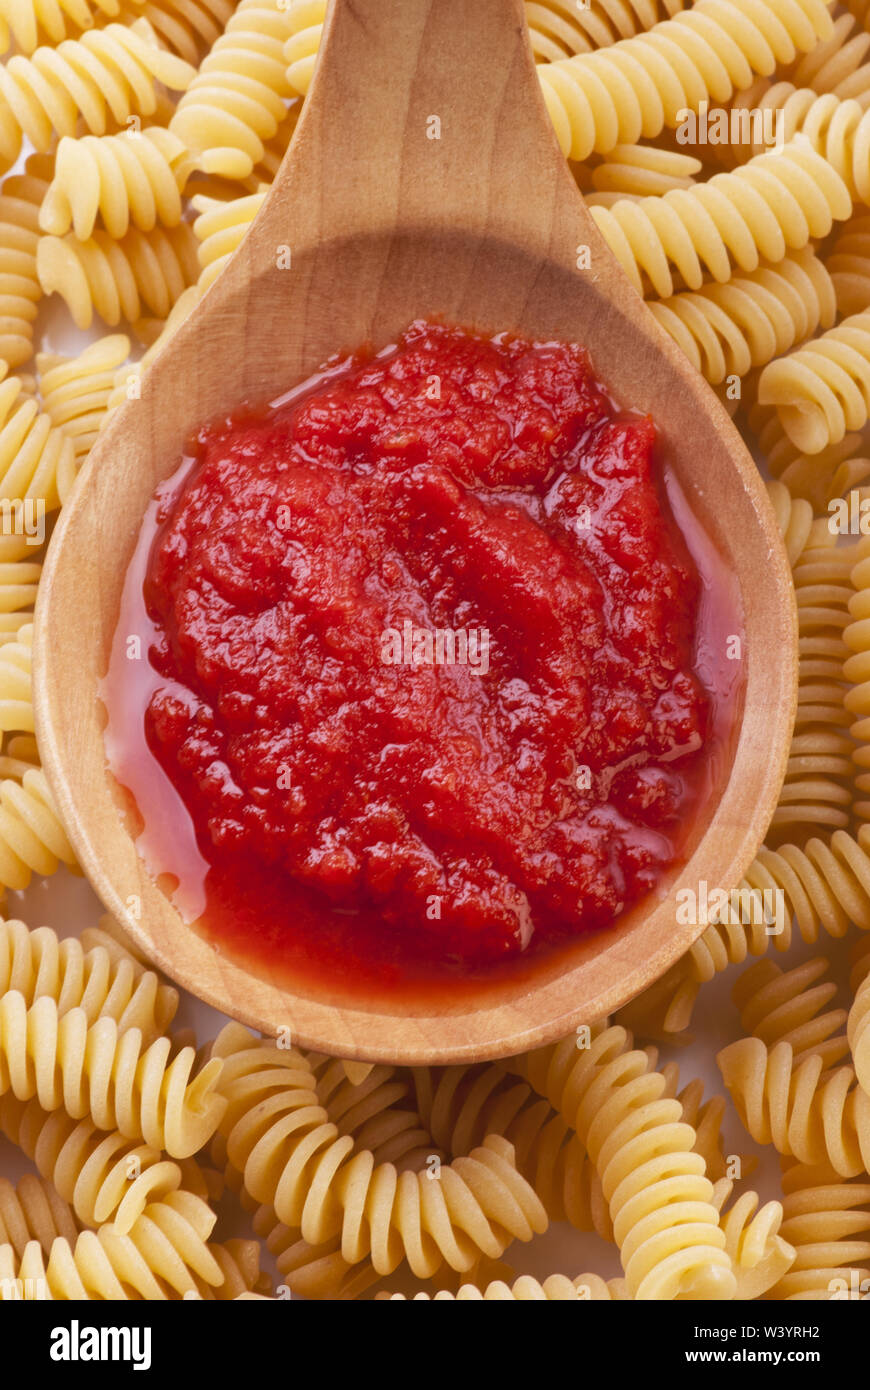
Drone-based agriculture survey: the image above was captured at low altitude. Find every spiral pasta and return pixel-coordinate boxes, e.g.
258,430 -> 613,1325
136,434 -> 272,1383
620,825 -> 870,1040
0,1173 -> 78,1257
0,370 -> 76,519
0,911 -> 177,1041
845,540 -> 870,823
732,957 -> 850,1067
380,1271 -> 628,1300
119,0 -> 236,66
509,1026 -> 736,1299
210,1023 -> 547,1280
0,154 -> 51,373
525,0 -> 690,63
0,0 -> 122,55
170,0 -> 294,179
784,13 -> 870,105
648,248 -> 836,385
37,222 -> 200,332
0,21 -> 195,173
0,1092 -> 188,1234
589,142 -> 851,299
772,513 -> 856,836
410,1061 -> 611,1236
535,0 -> 833,163
828,214 -> 870,316
712,1178 -> 795,1300
0,1190 -> 227,1299
40,130 -> 196,242
0,768 -> 77,890
848,938 -> 870,1095
191,188 -> 266,292
758,309 -> 870,454
718,1035 -> 870,1179
0,992 -> 225,1158
37,335 -> 131,464
771,1161 -> 870,1299
583,144 -> 701,207
0,624 -> 32,736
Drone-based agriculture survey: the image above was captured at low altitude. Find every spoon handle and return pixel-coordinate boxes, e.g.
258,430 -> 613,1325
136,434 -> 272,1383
245,0 -> 599,262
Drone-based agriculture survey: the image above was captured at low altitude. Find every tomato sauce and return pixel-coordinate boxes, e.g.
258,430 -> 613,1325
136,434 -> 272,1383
103,321 -> 742,997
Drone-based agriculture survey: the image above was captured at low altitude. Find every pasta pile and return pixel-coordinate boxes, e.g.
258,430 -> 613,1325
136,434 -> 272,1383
2,0 -> 870,1302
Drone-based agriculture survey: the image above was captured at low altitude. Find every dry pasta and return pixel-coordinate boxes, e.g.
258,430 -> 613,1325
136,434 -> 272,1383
210,1023 -> 547,1280
647,247 -> 836,385
0,991 -> 225,1157
848,938 -> 870,1095
0,21 -> 195,173
37,222 -> 200,332
589,142 -> 851,299
40,130 -> 196,241
0,0 -> 123,55
9,0 -> 870,1312
0,1173 -> 78,1257
771,1161 -> 870,1298
37,335 -> 131,462
718,1035 -> 870,1178
169,0 -> 295,179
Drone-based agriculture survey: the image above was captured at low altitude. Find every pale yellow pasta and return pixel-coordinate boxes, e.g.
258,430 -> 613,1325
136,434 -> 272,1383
0,1092 -> 186,1234
848,938 -> 870,1095
0,768 -> 77,890
170,0 -> 294,179
759,310 -> 870,454
0,21 -> 195,173
410,1061 -> 610,1236
40,130 -> 196,241
192,189 -> 266,291
37,222 -> 200,332
119,0 -> 236,66
0,1191 -> 226,1299
0,370 -> 76,516
584,143 -> 701,204
0,1173 -> 78,1257
0,991 -> 225,1158
648,248 -> 836,385
732,957 -> 850,1067
380,1271 -> 628,1300
828,214 -> 870,316
510,1026 -> 736,1299
711,1179 -> 794,1300
535,0 -> 833,162
524,0 -> 690,62
0,155 -> 51,373
771,1161 -> 870,1299
774,519 -> 857,835
210,1023 -> 547,1280
37,335 -> 131,463
0,624 -> 32,735
0,0 -> 122,54
0,911 -> 176,1040
784,13 -> 870,107
589,142 -> 851,298
718,1036 -> 870,1178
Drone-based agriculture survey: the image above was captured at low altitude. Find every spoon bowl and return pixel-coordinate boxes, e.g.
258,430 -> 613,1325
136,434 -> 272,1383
33,0 -> 797,1064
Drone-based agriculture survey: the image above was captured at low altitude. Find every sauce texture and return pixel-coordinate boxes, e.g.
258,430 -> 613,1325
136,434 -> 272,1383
104,321 -> 740,993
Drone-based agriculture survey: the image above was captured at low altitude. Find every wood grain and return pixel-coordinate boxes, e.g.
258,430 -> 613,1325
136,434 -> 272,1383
32,0 -> 797,1063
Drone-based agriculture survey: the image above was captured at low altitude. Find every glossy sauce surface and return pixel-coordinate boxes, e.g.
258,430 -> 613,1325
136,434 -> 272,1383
104,321 -> 742,997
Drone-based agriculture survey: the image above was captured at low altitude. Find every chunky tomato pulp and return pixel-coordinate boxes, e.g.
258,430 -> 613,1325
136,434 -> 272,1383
104,321 -> 740,996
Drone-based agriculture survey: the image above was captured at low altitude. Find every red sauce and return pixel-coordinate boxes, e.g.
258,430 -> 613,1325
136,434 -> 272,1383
103,321 -> 742,997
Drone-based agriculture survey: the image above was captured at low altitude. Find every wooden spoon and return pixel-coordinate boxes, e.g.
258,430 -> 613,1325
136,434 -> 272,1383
34,0 -> 797,1064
